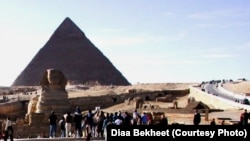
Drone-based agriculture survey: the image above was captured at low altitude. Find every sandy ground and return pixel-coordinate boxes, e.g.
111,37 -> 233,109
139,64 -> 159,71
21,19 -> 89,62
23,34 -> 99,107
68,83 -> 201,124
223,81 -> 250,95
92,81 -> 250,125
67,81 -> 250,125
2,81 -> 249,125
101,91 -> 198,124
67,83 -> 197,97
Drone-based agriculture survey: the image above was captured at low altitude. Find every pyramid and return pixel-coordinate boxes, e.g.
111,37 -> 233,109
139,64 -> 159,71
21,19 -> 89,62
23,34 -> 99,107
12,17 -> 131,86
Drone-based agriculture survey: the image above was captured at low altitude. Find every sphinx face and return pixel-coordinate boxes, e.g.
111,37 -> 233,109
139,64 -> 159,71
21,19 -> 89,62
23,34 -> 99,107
47,69 -> 61,85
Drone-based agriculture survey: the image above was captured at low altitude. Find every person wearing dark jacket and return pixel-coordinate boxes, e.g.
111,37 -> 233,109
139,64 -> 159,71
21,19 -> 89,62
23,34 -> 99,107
193,109 -> 201,125
210,118 -> 216,125
48,111 -> 57,138
74,107 -> 83,137
242,109 -> 249,125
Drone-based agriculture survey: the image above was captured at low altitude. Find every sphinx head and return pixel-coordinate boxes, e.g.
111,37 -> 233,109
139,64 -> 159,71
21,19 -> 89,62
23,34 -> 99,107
40,68 -> 67,91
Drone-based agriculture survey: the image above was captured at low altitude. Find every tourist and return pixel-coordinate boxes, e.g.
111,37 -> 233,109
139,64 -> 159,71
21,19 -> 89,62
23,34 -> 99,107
48,110 -> 57,138
122,112 -> 132,125
193,109 -> 201,125
210,118 -> 216,125
65,111 -> 73,137
85,120 -> 92,141
3,116 -> 14,141
81,117 -> 87,137
86,109 -> 97,136
132,109 -> 139,122
58,116 -> 66,137
73,106 -> 83,138
102,113 -> 112,138
159,114 -> 168,126
114,116 -> 123,125
147,112 -> 153,125
135,114 -> 142,125
242,109 -> 249,125
96,110 -> 105,137
141,112 -> 149,125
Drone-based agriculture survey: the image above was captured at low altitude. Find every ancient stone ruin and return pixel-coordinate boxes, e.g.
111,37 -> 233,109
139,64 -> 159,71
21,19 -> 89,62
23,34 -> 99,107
36,68 -> 70,114
26,69 -> 70,125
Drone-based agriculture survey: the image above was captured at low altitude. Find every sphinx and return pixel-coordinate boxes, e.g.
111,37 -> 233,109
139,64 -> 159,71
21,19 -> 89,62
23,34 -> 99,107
27,68 -> 70,115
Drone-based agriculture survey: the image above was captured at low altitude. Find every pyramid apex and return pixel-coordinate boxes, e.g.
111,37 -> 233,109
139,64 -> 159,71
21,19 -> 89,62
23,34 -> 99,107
49,17 -> 85,40
65,17 -> 71,20
63,17 -> 73,22
59,17 -> 76,27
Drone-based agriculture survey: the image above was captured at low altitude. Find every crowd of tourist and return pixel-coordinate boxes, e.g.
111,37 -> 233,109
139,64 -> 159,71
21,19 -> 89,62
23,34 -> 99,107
46,107 -> 169,140
2,107 -> 250,140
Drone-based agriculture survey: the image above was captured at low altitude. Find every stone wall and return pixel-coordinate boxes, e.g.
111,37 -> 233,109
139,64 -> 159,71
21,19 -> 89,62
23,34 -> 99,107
69,89 -> 189,112
0,101 -> 25,115
0,89 -> 190,115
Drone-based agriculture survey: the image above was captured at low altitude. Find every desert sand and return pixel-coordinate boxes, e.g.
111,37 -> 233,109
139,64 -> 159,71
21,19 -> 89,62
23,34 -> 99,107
87,81 -> 250,125
223,81 -> 250,95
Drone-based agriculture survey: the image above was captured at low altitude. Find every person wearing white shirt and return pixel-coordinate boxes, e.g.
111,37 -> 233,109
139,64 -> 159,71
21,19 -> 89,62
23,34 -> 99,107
3,117 -> 14,141
114,116 -> 123,125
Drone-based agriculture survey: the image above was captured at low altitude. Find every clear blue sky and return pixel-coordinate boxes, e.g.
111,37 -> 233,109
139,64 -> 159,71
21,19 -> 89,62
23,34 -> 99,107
0,0 -> 250,86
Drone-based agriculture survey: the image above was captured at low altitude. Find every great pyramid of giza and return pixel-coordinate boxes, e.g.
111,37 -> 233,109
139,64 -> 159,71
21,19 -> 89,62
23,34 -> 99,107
11,17 -> 130,86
